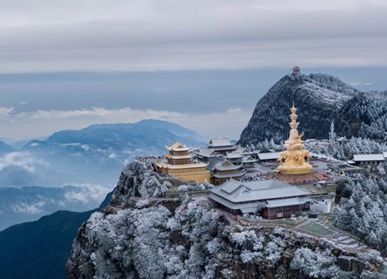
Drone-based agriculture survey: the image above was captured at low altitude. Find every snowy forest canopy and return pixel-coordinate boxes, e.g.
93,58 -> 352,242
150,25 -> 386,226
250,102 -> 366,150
334,177 -> 387,256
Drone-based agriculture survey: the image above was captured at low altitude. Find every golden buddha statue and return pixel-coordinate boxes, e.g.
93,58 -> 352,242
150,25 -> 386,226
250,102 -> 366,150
276,103 -> 313,175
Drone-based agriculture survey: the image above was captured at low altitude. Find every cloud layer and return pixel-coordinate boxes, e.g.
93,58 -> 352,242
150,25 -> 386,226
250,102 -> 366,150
0,1 -> 386,73
0,106 -> 250,140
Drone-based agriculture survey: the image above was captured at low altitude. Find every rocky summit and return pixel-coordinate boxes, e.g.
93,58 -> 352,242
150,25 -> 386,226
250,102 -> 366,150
336,90 -> 387,140
238,73 -> 359,145
66,161 -> 386,279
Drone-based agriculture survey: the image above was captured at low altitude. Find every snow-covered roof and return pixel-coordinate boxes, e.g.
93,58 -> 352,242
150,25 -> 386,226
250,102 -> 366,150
226,152 -> 243,159
220,179 -> 242,194
165,154 -> 193,159
166,142 -> 191,151
353,154 -> 385,162
215,160 -> 241,171
195,148 -> 215,158
209,146 -> 237,152
208,138 -> 233,147
265,197 -> 310,208
242,156 -> 258,163
207,156 -> 225,170
213,170 -> 246,178
210,179 -> 309,204
383,152 -> 387,158
258,152 -> 280,160
235,146 -> 250,154
208,193 -> 264,211
156,162 -> 208,169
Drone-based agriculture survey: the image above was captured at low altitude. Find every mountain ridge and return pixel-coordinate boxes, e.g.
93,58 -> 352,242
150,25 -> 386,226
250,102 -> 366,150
0,190 -> 113,279
238,72 -> 373,145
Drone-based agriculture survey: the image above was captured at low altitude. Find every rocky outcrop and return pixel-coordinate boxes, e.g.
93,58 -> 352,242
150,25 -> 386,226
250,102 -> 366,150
238,73 -> 359,145
66,161 -> 387,279
336,90 -> 387,140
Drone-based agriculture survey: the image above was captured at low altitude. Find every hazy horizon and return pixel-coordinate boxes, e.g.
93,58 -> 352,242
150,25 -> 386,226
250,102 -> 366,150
0,0 -> 386,140
0,66 -> 386,141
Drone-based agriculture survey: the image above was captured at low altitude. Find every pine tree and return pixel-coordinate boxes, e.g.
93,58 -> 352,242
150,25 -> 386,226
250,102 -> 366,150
329,121 -> 336,145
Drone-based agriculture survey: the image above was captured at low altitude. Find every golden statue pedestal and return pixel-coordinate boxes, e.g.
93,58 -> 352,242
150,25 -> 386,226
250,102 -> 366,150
276,165 -> 313,175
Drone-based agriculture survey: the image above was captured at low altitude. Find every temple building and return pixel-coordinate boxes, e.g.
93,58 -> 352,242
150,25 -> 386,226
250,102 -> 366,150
209,179 -> 311,218
210,159 -> 246,185
242,155 -> 258,169
156,142 -> 211,184
207,137 -> 237,155
292,66 -> 301,75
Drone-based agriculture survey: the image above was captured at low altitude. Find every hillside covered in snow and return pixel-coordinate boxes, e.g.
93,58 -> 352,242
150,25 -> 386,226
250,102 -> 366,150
66,161 -> 387,279
238,72 -> 387,145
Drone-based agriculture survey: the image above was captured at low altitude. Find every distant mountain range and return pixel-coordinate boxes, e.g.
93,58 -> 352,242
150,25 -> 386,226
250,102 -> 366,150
0,191 -> 113,279
0,185 -> 109,231
0,119 -> 203,187
0,119 -> 204,231
238,73 -> 387,145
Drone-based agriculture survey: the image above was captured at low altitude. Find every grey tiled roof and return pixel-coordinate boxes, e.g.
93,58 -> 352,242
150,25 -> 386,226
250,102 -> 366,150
215,160 -> 241,171
226,152 -> 243,159
196,148 -> 215,157
207,156 -> 225,170
353,154 -> 384,161
210,179 -> 309,204
258,152 -> 280,160
212,170 -> 246,178
208,138 -> 232,147
265,197 -> 310,208
220,179 -> 242,194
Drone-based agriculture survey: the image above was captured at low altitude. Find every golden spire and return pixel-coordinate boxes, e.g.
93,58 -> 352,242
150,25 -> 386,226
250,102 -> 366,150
276,102 -> 313,174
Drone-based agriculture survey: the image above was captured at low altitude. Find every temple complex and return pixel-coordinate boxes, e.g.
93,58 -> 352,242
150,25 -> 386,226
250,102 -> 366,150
276,103 -> 313,175
156,142 -> 211,184
195,137 -> 252,163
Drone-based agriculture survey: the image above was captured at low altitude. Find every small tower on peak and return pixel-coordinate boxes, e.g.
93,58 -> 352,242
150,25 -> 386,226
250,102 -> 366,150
292,66 -> 300,75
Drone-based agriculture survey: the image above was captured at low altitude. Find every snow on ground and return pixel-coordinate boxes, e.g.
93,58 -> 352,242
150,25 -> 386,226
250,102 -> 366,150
310,198 -> 332,214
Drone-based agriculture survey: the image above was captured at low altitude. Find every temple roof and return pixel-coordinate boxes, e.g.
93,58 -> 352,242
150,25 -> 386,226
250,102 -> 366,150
265,197 -> 310,208
166,142 -> 191,151
242,156 -> 258,163
215,160 -> 241,171
210,179 -> 309,204
208,137 -> 233,147
156,162 -> 208,169
235,146 -> 251,154
164,153 -> 194,159
195,148 -> 215,158
258,152 -> 280,160
207,156 -> 225,170
226,152 -> 243,159
212,170 -> 246,178
353,154 -> 385,162
208,193 -> 264,212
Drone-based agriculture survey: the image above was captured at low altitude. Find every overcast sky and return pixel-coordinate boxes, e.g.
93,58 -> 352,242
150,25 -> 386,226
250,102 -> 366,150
0,0 -> 386,141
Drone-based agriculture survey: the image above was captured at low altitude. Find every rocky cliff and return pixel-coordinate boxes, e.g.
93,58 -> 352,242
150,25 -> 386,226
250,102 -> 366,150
66,161 -> 387,279
336,90 -> 387,140
238,73 -> 359,145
